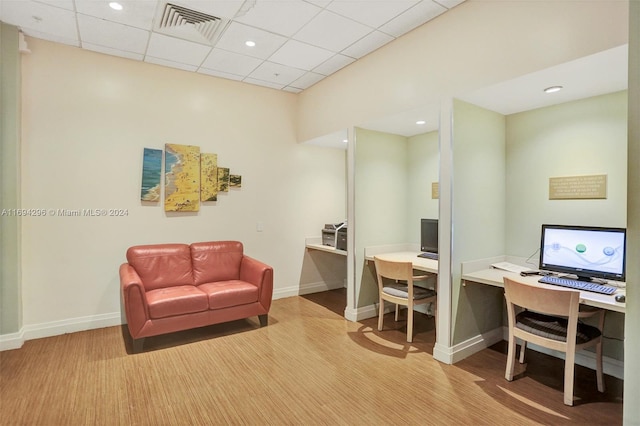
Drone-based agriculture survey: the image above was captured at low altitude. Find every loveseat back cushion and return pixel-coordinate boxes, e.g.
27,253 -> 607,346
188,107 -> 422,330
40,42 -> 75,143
126,244 -> 194,291
191,241 -> 244,285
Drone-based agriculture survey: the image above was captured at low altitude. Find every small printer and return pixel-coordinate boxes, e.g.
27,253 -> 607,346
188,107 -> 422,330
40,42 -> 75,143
322,222 -> 347,251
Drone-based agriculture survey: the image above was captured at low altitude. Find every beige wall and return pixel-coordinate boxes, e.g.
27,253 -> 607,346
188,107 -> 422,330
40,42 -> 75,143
625,1 -> 639,423
505,91 -> 628,361
505,91 -> 628,256
297,1 -> 629,143
18,39 -> 346,332
407,131 -> 439,243
451,99 -> 507,344
1,23 -> 22,335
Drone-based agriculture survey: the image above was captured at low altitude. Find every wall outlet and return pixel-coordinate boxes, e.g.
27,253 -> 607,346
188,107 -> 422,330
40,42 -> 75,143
256,221 -> 264,232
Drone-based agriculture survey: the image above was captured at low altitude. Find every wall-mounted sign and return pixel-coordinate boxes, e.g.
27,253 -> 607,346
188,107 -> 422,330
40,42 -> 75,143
432,182 -> 439,199
549,174 -> 607,200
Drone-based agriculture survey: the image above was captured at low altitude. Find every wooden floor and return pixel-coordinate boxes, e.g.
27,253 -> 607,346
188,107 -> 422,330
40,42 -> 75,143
0,289 -> 622,425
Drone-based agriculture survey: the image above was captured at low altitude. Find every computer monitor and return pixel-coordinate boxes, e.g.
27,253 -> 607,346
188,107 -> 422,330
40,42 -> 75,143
539,224 -> 626,282
420,219 -> 438,254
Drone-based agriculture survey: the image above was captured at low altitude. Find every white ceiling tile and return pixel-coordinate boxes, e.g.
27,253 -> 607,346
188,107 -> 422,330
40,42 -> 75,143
304,0 -> 331,8
82,42 -> 145,61
248,61 -> 306,86
269,40 -> 334,71
144,55 -> 199,72
33,0 -> 75,11
289,71 -> 325,89
313,53 -> 355,75
283,86 -> 303,93
326,0 -> 419,28
434,0 -> 466,9
302,0 -> 331,8
294,10 -> 372,52
74,0 -> 156,30
78,14 -> 149,54
234,0 -> 321,37
1,0 -> 78,41
215,22 -> 287,60
242,77 -> 286,90
341,30 -> 393,59
146,32 -> 212,66
201,48 -> 263,76
379,1 -> 446,37
198,67 -> 244,81
21,28 -> 79,47
172,0 -> 245,19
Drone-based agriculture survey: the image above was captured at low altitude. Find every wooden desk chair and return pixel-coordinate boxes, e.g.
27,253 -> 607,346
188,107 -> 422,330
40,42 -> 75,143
373,256 -> 437,343
503,277 -> 605,406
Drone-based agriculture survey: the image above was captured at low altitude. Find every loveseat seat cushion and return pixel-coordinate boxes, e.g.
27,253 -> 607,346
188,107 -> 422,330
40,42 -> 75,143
191,241 -> 244,285
146,285 -> 209,319
197,280 -> 259,309
127,244 -> 194,291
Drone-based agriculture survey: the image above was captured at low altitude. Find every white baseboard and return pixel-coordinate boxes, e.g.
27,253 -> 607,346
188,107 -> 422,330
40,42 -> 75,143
433,327 -> 503,365
0,329 -> 25,351
273,280 -> 345,300
435,326 -> 624,380
1,312 -> 122,352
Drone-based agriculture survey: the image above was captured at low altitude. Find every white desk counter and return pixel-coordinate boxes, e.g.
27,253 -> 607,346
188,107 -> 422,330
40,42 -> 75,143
462,263 -> 626,314
305,237 -> 347,256
363,244 -> 438,274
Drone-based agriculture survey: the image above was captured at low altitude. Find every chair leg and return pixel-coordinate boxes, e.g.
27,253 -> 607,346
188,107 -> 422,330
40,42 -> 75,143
596,339 -> 605,392
378,298 -> 385,331
395,304 -> 399,321
519,341 -> 526,364
505,334 -> 517,381
564,354 -> 576,406
407,309 -> 413,343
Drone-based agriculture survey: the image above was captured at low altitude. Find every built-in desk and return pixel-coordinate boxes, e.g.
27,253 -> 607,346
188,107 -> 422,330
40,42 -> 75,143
461,257 -> 626,314
305,237 -> 347,256
364,250 -> 438,274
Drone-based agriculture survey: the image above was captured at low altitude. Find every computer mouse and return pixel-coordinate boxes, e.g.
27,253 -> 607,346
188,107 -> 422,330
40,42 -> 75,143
615,294 -> 626,303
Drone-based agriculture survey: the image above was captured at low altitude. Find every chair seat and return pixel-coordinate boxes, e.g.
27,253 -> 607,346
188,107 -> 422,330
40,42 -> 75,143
382,284 -> 436,299
516,310 -> 601,344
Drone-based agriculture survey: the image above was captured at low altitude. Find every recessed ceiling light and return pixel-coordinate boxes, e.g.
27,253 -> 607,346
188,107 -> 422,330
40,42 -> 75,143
245,40 -> 256,47
109,2 -> 123,11
342,139 -> 348,143
416,120 -> 426,125
544,85 -> 563,93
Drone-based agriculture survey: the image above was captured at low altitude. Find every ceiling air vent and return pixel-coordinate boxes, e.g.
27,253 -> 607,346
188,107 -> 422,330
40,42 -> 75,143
154,2 -> 230,45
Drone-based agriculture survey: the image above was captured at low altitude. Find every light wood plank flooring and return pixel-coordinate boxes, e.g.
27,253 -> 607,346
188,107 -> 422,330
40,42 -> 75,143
0,289 -> 622,425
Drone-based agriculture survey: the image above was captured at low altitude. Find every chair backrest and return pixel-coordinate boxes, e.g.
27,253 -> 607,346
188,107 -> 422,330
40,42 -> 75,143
503,277 -> 580,318
373,257 -> 414,292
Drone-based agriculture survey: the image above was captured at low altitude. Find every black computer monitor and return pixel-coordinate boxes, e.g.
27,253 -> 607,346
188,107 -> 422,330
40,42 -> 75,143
420,219 -> 438,254
539,224 -> 626,282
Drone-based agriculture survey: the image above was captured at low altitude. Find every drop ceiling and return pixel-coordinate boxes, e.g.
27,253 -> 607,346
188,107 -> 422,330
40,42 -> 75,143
0,0 -> 465,92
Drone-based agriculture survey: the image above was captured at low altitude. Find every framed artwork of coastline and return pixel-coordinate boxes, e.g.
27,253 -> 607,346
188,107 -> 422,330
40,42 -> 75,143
230,175 -> 242,188
141,148 -> 162,202
164,143 -> 201,212
200,153 -> 219,201
218,167 -> 230,192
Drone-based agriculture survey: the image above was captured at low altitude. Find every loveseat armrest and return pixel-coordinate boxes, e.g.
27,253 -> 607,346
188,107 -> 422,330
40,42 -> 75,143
119,263 -> 150,338
240,256 -> 274,311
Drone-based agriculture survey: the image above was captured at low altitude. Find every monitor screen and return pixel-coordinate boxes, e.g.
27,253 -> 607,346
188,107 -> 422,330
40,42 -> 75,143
539,224 -> 626,282
421,219 -> 438,253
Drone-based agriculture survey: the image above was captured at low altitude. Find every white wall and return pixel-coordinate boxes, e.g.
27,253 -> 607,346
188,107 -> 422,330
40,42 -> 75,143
18,39 -> 346,336
505,91 -> 628,256
451,99 -> 507,344
297,1 -> 628,143
407,131 -> 439,244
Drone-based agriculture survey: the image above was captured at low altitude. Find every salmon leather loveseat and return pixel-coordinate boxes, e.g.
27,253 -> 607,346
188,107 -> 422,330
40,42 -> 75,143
119,241 -> 273,353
